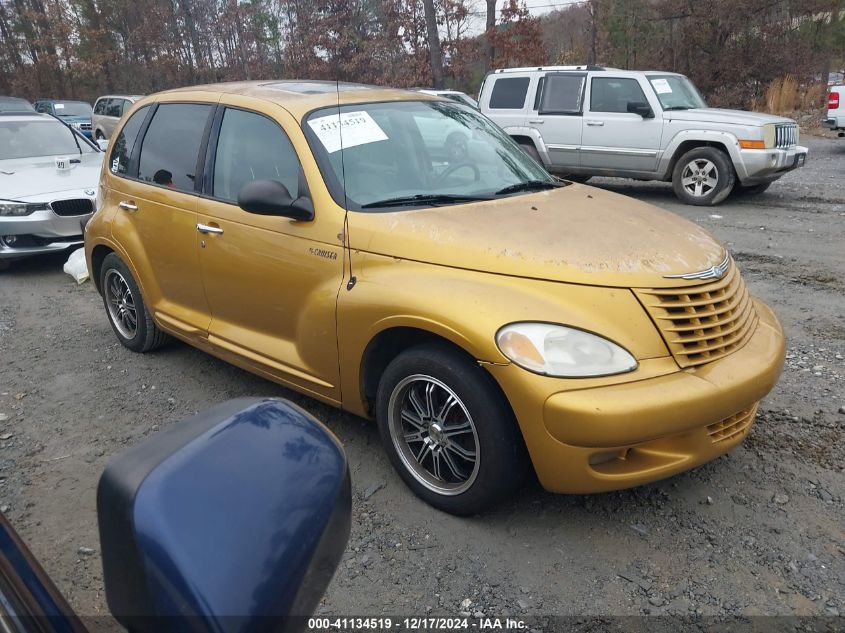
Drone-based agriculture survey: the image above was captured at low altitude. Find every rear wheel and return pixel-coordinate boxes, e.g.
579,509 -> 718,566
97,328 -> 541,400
672,147 -> 735,206
100,253 -> 169,352
376,345 -> 528,515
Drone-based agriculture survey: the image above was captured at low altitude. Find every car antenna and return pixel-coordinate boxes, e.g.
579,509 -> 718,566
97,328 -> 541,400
336,77 -> 356,291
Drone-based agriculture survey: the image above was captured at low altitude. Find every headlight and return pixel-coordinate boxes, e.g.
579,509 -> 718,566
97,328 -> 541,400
0,202 -> 48,216
496,323 -> 638,377
763,124 -> 775,148
0,202 -> 29,216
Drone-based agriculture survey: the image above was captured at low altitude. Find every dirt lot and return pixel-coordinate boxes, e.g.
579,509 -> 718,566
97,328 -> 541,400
0,136 -> 842,626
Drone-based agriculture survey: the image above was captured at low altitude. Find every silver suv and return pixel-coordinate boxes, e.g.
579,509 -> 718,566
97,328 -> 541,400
479,66 -> 808,205
92,95 -> 142,140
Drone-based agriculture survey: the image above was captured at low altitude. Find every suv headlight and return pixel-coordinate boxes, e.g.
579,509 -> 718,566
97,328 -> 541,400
496,323 -> 638,377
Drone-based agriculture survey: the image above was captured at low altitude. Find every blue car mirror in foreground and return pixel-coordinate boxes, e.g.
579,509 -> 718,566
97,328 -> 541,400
0,398 -> 351,633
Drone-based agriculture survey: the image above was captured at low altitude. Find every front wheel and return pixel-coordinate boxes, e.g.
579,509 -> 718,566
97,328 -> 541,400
376,345 -> 528,515
672,147 -> 735,206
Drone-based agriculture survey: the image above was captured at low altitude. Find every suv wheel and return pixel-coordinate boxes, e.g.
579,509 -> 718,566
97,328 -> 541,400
375,344 -> 528,515
672,147 -> 735,206
95,130 -> 104,140
100,253 -> 169,352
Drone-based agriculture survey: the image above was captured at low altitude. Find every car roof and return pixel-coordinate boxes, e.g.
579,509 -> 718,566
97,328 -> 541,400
148,80 -> 438,120
35,99 -> 91,104
489,66 -> 684,77
96,95 -> 144,101
0,96 -> 35,112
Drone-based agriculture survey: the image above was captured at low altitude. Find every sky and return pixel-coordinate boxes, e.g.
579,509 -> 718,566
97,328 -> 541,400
463,0 -> 583,35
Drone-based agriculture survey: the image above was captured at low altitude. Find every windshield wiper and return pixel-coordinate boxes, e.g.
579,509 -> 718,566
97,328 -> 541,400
663,106 -> 691,111
361,193 -> 492,209
494,180 -> 562,196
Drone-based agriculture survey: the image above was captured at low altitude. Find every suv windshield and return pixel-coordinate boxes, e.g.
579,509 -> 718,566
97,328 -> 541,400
53,102 -> 93,117
648,75 -> 707,110
0,119 -> 93,160
304,100 -> 553,211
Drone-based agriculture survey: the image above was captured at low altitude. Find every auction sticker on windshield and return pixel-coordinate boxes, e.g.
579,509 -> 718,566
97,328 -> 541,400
308,111 -> 388,153
651,78 -> 673,94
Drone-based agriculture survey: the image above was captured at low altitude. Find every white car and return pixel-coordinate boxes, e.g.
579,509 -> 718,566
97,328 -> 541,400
415,89 -> 478,109
0,112 -> 104,264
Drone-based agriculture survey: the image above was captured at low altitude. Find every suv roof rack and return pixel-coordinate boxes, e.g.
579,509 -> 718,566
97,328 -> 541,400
493,65 -> 609,74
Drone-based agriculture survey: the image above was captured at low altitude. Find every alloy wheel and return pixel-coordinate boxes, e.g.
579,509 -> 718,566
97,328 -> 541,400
387,374 -> 480,495
104,268 -> 138,340
681,158 -> 719,198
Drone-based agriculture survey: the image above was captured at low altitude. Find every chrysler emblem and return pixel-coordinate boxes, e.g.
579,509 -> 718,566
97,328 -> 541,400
664,252 -> 730,280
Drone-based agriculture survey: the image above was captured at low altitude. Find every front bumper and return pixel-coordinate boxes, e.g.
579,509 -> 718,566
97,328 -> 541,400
487,298 -> 785,494
737,144 -> 808,185
0,206 -> 92,260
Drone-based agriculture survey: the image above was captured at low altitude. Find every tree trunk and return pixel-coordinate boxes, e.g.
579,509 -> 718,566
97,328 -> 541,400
484,0 -> 495,69
422,0 -> 444,88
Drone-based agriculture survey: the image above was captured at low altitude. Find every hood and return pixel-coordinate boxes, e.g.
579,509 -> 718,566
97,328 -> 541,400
666,108 -> 795,127
56,114 -> 92,124
0,153 -> 103,200
349,184 -> 726,289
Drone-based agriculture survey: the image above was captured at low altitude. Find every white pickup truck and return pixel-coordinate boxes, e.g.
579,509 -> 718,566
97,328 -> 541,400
824,85 -> 845,138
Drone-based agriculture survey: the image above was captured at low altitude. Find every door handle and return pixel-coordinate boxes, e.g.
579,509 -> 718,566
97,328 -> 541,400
586,120 -> 605,126
528,119 -> 545,124
118,200 -> 138,212
196,223 -> 223,235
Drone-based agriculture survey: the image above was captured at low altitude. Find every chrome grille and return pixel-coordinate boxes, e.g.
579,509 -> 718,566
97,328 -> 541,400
707,404 -> 758,443
634,259 -> 758,368
80,122 -> 92,130
774,123 -> 797,148
51,198 -> 93,216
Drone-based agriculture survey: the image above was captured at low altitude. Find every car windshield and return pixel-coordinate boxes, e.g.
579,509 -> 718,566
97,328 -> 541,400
53,101 -> 93,117
304,100 -> 553,211
648,75 -> 707,110
0,119 -> 93,159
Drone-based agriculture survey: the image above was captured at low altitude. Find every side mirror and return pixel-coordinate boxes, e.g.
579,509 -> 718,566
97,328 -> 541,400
237,179 -> 314,221
627,101 -> 654,118
98,398 -> 351,631
97,139 -> 109,151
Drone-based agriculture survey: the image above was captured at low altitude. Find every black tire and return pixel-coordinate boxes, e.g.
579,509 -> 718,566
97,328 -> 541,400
671,146 -> 735,206
518,141 -> 543,165
95,130 -> 104,140
733,182 -> 772,196
99,253 -> 169,352
445,131 -> 469,161
375,344 -> 528,515
0,259 -> 10,272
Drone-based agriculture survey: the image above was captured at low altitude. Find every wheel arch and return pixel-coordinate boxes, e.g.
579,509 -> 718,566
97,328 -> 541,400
660,131 -> 741,180
90,244 -> 114,294
358,325 -> 511,421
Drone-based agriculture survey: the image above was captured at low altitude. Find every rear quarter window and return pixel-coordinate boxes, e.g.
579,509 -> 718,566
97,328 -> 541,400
109,106 -> 151,177
489,77 -> 530,109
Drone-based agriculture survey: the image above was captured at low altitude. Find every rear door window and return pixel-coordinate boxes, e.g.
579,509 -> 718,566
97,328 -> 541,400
109,106 -> 151,177
539,74 -> 586,115
212,108 -> 303,202
138,103 -> 213,193
489,77 -> 530,109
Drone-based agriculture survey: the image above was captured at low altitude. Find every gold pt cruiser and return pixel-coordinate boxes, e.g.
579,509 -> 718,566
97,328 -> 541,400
85,81 -> 786,514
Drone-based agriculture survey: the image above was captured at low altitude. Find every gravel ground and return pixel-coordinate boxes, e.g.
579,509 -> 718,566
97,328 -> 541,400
0,136 -> 842,627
